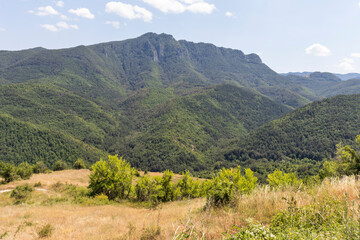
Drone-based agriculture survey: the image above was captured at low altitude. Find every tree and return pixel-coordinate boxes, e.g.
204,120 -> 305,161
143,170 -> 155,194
32,161 -> 48,174
337,135 -> 360,175
89,155 -> 134,200
206,166 -> 257,206
177,170 -> 200,199
0,162 -> 18,183
53,160 -> 68,171
73,159 -> 86,169
267,170 -> 301,189
16,162 -> 33,180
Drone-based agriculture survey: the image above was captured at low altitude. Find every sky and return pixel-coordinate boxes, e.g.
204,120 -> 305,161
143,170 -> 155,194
1,0 -> 360,74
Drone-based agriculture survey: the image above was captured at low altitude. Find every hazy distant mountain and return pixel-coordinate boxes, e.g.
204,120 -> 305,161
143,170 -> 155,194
283,71 -> 360,81
335,73 -> 360,81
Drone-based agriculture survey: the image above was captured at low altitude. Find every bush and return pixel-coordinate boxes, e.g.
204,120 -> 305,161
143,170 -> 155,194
73,159 -> 86,169
16,162 -> 33,180
53,160 -> 67,171
176,170 -> 201,199
89,155 -> 134,200
135,175 -> 157,202
225,197 -> 358,239
0,162 -> 18,183
10,184 -> 34,203
38,224 -> 54,238
267,170 -> 302,189
33,161 -> 48,174
206,167 -> 257,206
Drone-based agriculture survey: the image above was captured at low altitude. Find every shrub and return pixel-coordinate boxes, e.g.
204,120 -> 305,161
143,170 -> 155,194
206,167 -> 257,206
135,175 -> 157,202
176,170 -> 201,199
89,155 -> 134,200
33,161 -> 48,174
141,226 -> 161,240
0,162 -> 18,183
53,160 -> 67,171
267,170 -> 302,189
10,184 -> 34,203
156,170 -> 176,202
16,162 -> 33,180
73,158 -> 86,169
38,224 -> 54,238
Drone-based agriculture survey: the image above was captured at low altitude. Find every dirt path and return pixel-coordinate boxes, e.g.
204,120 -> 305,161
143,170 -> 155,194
0,188 -> 48,194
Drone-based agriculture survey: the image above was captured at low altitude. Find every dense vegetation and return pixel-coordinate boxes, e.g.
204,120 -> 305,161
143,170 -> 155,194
1,32 -> 360,179
223,94 -> 360,180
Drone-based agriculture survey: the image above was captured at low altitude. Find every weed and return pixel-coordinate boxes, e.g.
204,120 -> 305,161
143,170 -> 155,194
38,224 -> 54,238
34,181 -> 42,187
10,184 -> 33,204
140,226 -> 161,240
0,232 -> 7,240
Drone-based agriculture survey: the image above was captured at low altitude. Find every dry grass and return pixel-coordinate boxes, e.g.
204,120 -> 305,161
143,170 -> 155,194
0,169 -> 91,191
1,171 -> 360,239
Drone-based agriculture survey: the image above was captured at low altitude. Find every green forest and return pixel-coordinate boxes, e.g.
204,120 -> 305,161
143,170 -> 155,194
1,33 -> 360,181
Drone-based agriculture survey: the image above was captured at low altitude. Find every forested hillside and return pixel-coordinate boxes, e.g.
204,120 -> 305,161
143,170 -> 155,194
223,94 -> 360,178
0,32 -> 359,175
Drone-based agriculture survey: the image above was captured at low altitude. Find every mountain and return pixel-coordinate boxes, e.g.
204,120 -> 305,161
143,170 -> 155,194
115,84 -> 292,172
2,32 -> 359,175
0,113 -> 105,166
223,94 -> 360,179
335,73 -> 360,81
285,72 -> 360,98
283,72 -> 360,81
0,33 -> 301,170
0,33 -> 313,108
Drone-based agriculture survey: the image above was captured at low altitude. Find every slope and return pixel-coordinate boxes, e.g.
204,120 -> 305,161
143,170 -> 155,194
224,94 -> 360,171
0,114 -> 105,166
115,84 -> 292,172
0,33 -> 313,108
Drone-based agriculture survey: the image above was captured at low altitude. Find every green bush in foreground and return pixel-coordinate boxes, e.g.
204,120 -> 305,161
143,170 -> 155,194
89,155 -> 134,200
206,167 -> 257,206
267,170 -> 302,189
225,196 -> 360,239
10,184 -> 34,204
88,155 -> 258,205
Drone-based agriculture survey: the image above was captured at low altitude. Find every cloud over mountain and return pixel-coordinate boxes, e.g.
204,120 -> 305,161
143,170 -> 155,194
105,2 -> 153,22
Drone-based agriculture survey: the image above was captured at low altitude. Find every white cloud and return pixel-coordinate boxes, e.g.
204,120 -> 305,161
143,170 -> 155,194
305,43 -> 331,57
142,0 -> 215,14
180,0 -> 203,4
225,11 -> 234,17
187,2 -> 215,14
57,21 -> 79,30
41,24 -> 59,32
56,1 -> 64,7
105,2 -> 153,22
106,21 -> 121,29
69,8 -> 95,19
351,53 -> 360,58
339,58 -> 356,72
41,22 -> 78,32
143,0 -> 185,13
31,6 -> 59,16
0,27 -> 5,31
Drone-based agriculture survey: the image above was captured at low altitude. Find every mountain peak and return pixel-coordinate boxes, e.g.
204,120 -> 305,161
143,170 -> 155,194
139,32 -> 176,41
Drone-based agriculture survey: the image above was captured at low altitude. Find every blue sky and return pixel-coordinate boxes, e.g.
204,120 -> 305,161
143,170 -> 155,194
1,0 -> 360,73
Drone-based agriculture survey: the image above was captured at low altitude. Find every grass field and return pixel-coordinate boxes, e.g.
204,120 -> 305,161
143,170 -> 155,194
1,170 -> 359,239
